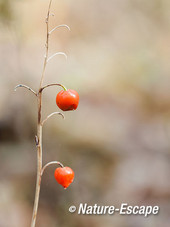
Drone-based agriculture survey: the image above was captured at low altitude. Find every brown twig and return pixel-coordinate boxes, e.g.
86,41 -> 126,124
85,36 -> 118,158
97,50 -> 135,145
14,1 -> 69,226
31,0 -> 53,227
39,0 -> 52,89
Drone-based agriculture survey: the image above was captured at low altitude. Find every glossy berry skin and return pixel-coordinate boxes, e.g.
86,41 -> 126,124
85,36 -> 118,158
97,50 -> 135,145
54,167 -> 74,189
56,89 -> 79,111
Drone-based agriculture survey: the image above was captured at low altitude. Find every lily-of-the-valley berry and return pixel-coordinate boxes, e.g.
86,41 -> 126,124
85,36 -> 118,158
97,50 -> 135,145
54,167 -> 75,189
56,88 -> 79,111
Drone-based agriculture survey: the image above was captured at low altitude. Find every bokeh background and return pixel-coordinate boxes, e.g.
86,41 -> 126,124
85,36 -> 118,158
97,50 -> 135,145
1,0 -> 170,226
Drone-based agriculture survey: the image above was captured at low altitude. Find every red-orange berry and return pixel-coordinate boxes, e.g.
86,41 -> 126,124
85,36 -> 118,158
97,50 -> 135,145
56,89 -> 79,111
54,167 -> 74,189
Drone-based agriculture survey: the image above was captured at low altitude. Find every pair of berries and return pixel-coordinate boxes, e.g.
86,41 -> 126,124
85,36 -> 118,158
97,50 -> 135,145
54,87 -> 79,188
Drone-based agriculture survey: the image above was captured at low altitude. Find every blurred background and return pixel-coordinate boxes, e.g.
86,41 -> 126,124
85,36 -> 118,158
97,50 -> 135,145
0,0 -> 170,226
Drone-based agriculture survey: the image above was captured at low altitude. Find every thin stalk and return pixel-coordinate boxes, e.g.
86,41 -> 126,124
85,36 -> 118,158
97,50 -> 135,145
40,83 -> 67,92
49,24 -> 70,34
31,0 -> 53,226
41,112 -> 65,126
14,84 -> 37,96
47,52 -> 67,62
41,161 -> 64,176
31,113 -> 42,227
39,0 -> 52,89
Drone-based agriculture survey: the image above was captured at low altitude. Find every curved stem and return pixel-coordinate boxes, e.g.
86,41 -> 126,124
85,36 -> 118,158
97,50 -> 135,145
14,84 -> 37,96
40,83 -> 67,92
47,52 -> 67,62
41,112 -> 65,126
41,161 -> 64,176
49,24 -> 70,34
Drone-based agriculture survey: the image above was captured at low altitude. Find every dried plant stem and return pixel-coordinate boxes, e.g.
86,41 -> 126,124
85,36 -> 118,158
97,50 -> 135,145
39,0 -> 52,89
15,0 -> 70,226
31,120 -> 42,227
41,161 -> 64,176
47,51 -> 67,62
40,83 -> 67,92
31,0 -> 52,226
41,112 -> 65,126
49,24 -> 70,34
14,84 -> 37,96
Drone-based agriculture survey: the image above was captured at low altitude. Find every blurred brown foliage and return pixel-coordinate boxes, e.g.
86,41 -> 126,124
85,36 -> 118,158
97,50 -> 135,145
0,0 -> 170,226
